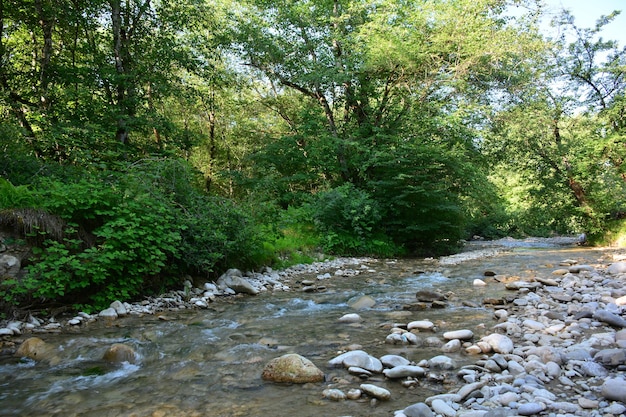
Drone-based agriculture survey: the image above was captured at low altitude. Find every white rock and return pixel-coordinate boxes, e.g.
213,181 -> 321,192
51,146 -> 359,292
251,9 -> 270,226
360,383 -> 391,400
431,399 -> 456,417
407,320 -> 435,331
443,329 -> 474,340
383,365 -> 426,378
428,355 -> 456,370
481,333 -> 514,354
380,354 -> 411,368
473,279 -> 487,286
99,308 -> 118,319
322,388 -> 346,401
110,300 -> 127,316
0,328 -> 14,336
441,339 -> 462,353
338,313 -> 361,323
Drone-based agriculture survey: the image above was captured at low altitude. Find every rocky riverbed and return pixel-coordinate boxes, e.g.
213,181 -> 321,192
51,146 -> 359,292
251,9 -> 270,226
2,237 -> 626,417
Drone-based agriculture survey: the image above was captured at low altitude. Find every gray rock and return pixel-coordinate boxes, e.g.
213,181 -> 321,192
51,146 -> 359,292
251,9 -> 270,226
431,399 -> 456,417
403,402 -> 434,417
607,262 -> 626,274
99,308 -> 118,319
593,309 -> 626,328
429,355 -> 456,370
383,365 -> 426,378
380,354 -> 410,368
594,348 -> 626,367
322,388 -> 346,401
329,350 -> 383,373
216,269 -> 259,295
601,377 -> 626,402
109,300 -> 127,316
517,402 -> 546,415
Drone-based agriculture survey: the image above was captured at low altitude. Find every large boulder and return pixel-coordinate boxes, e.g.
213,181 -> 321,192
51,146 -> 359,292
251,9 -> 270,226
261,353 -> 324,383
216,269 -> 259,295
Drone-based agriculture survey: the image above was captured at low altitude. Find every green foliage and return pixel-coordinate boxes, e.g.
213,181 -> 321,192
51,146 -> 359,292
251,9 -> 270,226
310,184 -> 397,256
9,178 -> 182,309
0,179 -> 33,209
2,159 -> 265,311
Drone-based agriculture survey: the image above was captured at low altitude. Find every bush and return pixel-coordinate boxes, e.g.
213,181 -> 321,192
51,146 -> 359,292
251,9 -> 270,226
9,178 -> 182,310
310,184 -> 397,255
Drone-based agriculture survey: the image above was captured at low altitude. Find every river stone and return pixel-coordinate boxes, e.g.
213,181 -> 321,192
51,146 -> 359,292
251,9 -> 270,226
341,350 -> 383,373
261,353 -> 324,383
594,348 -> 626,366
322,388 -> 346,401
517,402 -> 546,415
407,320 -> 435,331
360,383 -> 391,400
380,354 -> 411,368
348,366 -> 372,377
338,313 -> 362,323
601,377 -> 626,401
403,402 -> 434,417
103,343 -> 137,363
593,309 -> 626,328
481,333 -> 514,354
441,339 -> 461,353
15,337 -> 57,363
431,399 -> 456,417
443,329 -> 473,340
473,279 -> 487,286
415,290 -> 446,302
607,262 -> 626,274
428,355 -> 456,370
110,300 -> 127,316
383,365 -> 426,378
349,295 -> 376,309
505,281 -> 540,290
99,307 -> 118,319
217,271 -> 259,295
522,319 -> 545,331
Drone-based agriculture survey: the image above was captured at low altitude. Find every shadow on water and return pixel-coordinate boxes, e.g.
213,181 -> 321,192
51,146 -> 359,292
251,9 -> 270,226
0,240 -> 617,417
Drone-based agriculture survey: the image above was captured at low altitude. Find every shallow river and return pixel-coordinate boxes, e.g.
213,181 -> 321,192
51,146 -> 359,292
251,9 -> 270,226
0,240 -> 615,417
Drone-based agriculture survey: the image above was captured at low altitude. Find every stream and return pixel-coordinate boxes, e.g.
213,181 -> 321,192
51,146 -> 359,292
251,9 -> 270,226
0,239 -> 616,417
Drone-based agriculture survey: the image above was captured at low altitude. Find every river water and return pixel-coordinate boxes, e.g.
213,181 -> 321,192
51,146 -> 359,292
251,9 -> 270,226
0,239 -> 616,417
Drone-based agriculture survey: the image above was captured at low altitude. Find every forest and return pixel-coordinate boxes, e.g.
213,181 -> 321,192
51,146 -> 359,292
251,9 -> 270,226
0,0 -> 625,312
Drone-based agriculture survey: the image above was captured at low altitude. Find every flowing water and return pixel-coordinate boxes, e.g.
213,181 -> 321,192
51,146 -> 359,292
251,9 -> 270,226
0,240 -> 617,417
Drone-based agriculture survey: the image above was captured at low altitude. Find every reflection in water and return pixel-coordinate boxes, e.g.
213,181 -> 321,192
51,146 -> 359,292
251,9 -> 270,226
0,244 -> 614,417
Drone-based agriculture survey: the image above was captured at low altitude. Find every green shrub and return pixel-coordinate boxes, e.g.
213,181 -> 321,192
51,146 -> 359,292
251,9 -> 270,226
311,184 -> 395,255
12,179 -> 183,310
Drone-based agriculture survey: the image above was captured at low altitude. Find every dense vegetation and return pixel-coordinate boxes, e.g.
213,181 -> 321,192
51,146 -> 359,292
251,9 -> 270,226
0,0 -> 624,312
